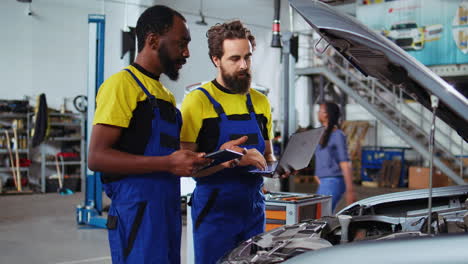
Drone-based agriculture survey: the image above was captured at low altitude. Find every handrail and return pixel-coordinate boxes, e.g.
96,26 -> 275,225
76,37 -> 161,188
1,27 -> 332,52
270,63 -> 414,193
372,81 -> 463,152
317,65 -> 466,184
369,79 -> 461,157
317,52 -> 463,162
297,36 -> 464,179
301,39 -> 463,153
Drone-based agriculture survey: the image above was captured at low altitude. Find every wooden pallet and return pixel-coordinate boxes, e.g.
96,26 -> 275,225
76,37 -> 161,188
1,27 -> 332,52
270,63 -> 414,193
342,121 -> 371,183
342,121 -> 370,160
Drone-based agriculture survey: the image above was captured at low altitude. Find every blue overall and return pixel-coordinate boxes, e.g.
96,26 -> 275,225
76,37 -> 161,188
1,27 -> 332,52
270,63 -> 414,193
103,69 -> 182,264
191,88 -> 266,264
316,176 -> 345,212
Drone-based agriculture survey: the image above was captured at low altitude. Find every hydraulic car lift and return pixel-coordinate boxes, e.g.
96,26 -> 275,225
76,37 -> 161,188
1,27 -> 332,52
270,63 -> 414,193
76,14 -> 107,228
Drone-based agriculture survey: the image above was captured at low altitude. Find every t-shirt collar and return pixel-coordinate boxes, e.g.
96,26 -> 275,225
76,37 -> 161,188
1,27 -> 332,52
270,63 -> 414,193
212,79 -> 236,94
131,63 -> 160,81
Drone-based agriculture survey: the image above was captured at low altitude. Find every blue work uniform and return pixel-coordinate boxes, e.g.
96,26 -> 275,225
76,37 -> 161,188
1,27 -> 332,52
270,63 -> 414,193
102,69 -> 182,264
190,87 -> 266,264
315,129 -> 349,211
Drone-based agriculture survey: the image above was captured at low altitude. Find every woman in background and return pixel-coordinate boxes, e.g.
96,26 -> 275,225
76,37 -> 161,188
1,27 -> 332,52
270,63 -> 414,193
314,102 -> 356,211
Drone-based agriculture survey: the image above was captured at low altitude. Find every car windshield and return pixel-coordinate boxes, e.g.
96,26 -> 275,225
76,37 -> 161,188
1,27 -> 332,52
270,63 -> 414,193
391,23 -> 417,30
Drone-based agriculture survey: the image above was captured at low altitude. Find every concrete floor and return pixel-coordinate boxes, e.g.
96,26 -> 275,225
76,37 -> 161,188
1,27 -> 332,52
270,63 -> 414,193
0,184 -> 407,264
0,193 -> 111,264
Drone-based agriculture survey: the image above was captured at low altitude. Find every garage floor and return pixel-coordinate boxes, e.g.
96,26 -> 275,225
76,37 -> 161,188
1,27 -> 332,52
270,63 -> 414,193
0,184 -> 407,264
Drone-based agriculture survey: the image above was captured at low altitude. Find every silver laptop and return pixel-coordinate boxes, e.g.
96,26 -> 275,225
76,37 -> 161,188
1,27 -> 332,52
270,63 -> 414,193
249,127 -> 325,177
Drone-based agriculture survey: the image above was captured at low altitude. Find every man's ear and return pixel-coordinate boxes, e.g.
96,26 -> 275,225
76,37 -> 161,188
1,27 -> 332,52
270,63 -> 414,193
146,33 -> 160,50
212,56 -> 221,67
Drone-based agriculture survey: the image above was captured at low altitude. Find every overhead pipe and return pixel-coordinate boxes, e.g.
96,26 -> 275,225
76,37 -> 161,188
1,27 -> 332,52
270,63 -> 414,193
271,0 -> 282,48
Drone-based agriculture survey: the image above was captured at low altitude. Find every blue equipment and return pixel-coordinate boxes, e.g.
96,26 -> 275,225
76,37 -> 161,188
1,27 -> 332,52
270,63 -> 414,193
76,14 -> 107,228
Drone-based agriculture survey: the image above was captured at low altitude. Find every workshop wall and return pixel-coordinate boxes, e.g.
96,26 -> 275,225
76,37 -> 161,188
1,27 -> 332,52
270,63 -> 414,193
1,0 -> 98,111
1,0 -> 289,120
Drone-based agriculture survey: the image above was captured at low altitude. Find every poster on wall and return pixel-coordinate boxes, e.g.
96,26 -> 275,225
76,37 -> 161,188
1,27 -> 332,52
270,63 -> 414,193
357,0 -> 468,66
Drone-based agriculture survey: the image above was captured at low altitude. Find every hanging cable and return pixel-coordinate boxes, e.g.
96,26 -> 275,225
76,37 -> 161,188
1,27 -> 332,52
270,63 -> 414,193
196,0 -> 207,26
124,0 -> 129,31
289,4 -> 294,33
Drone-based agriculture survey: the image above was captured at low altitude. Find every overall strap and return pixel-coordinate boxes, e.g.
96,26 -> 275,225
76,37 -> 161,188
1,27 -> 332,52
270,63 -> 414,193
196,88 -> 226,118
245,93 -> 258,121
124,69 -> 158,107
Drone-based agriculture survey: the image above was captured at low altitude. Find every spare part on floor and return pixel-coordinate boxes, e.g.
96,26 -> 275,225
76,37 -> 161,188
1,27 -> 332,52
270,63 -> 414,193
55,155 -> 74,196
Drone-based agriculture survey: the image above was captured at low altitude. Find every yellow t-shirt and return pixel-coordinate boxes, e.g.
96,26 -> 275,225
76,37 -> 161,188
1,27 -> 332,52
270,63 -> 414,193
180,80 -> 273,153
93,65 -> 176,127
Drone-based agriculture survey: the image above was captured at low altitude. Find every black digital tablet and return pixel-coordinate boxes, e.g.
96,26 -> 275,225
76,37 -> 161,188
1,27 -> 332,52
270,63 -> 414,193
205,149 -> 243,167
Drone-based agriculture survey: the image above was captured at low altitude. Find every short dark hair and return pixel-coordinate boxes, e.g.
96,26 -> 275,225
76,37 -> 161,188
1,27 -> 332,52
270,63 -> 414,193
206,20 -> 256,65
136,5 -> 186,52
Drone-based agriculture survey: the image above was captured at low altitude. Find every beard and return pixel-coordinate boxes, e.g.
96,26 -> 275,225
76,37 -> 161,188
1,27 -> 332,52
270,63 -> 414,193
159,43 -> 186,81
220,65 -> 251,94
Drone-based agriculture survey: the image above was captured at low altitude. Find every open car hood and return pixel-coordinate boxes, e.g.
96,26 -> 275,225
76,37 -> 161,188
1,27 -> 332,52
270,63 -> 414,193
337,185 -> 468,216
220,185 -> 468,264
289,0 -> 468,142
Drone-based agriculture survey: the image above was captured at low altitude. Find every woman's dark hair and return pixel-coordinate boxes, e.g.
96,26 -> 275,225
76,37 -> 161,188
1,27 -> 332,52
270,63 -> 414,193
320,102 -> 341,147
136,5 -> 185,52
206,20 -> 256,66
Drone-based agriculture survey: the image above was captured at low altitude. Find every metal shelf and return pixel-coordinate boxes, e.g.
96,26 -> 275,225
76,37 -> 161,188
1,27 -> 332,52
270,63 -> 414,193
48,112 -> 81,117
0,149 -> 28,154
0,113 -> 28,119
48,137 -> 82,142
0,128 -> 29,133
0,167 -> 29,173
0,112 -> 31,186
49,122 -> 81,127
45,161 -> 82,166
40,112 -> 86,193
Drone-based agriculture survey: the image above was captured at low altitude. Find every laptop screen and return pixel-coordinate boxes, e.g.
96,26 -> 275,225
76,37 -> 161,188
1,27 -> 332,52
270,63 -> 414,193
249,127 -> 325,175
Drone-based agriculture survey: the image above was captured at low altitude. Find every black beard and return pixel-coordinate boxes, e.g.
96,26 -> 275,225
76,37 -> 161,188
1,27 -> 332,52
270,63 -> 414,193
221,66 -> 251,94
159,43 -> 185,81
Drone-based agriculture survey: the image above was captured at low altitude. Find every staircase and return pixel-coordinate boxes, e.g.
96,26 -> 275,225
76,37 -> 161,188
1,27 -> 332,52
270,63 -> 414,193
295,48 -> 466,185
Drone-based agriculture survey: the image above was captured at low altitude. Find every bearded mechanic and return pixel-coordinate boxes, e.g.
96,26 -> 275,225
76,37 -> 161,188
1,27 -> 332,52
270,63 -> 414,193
180,20 -> 279,264
87,5 -> 213,264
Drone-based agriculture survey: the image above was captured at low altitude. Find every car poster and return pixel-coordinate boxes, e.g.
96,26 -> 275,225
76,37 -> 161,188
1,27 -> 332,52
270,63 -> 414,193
357,0 -> 468,66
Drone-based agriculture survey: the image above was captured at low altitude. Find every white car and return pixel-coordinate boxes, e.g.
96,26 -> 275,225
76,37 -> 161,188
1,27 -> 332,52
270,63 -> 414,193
384,21 -> 425,51
220,185 -> 468,263
219,0 -> 468,263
